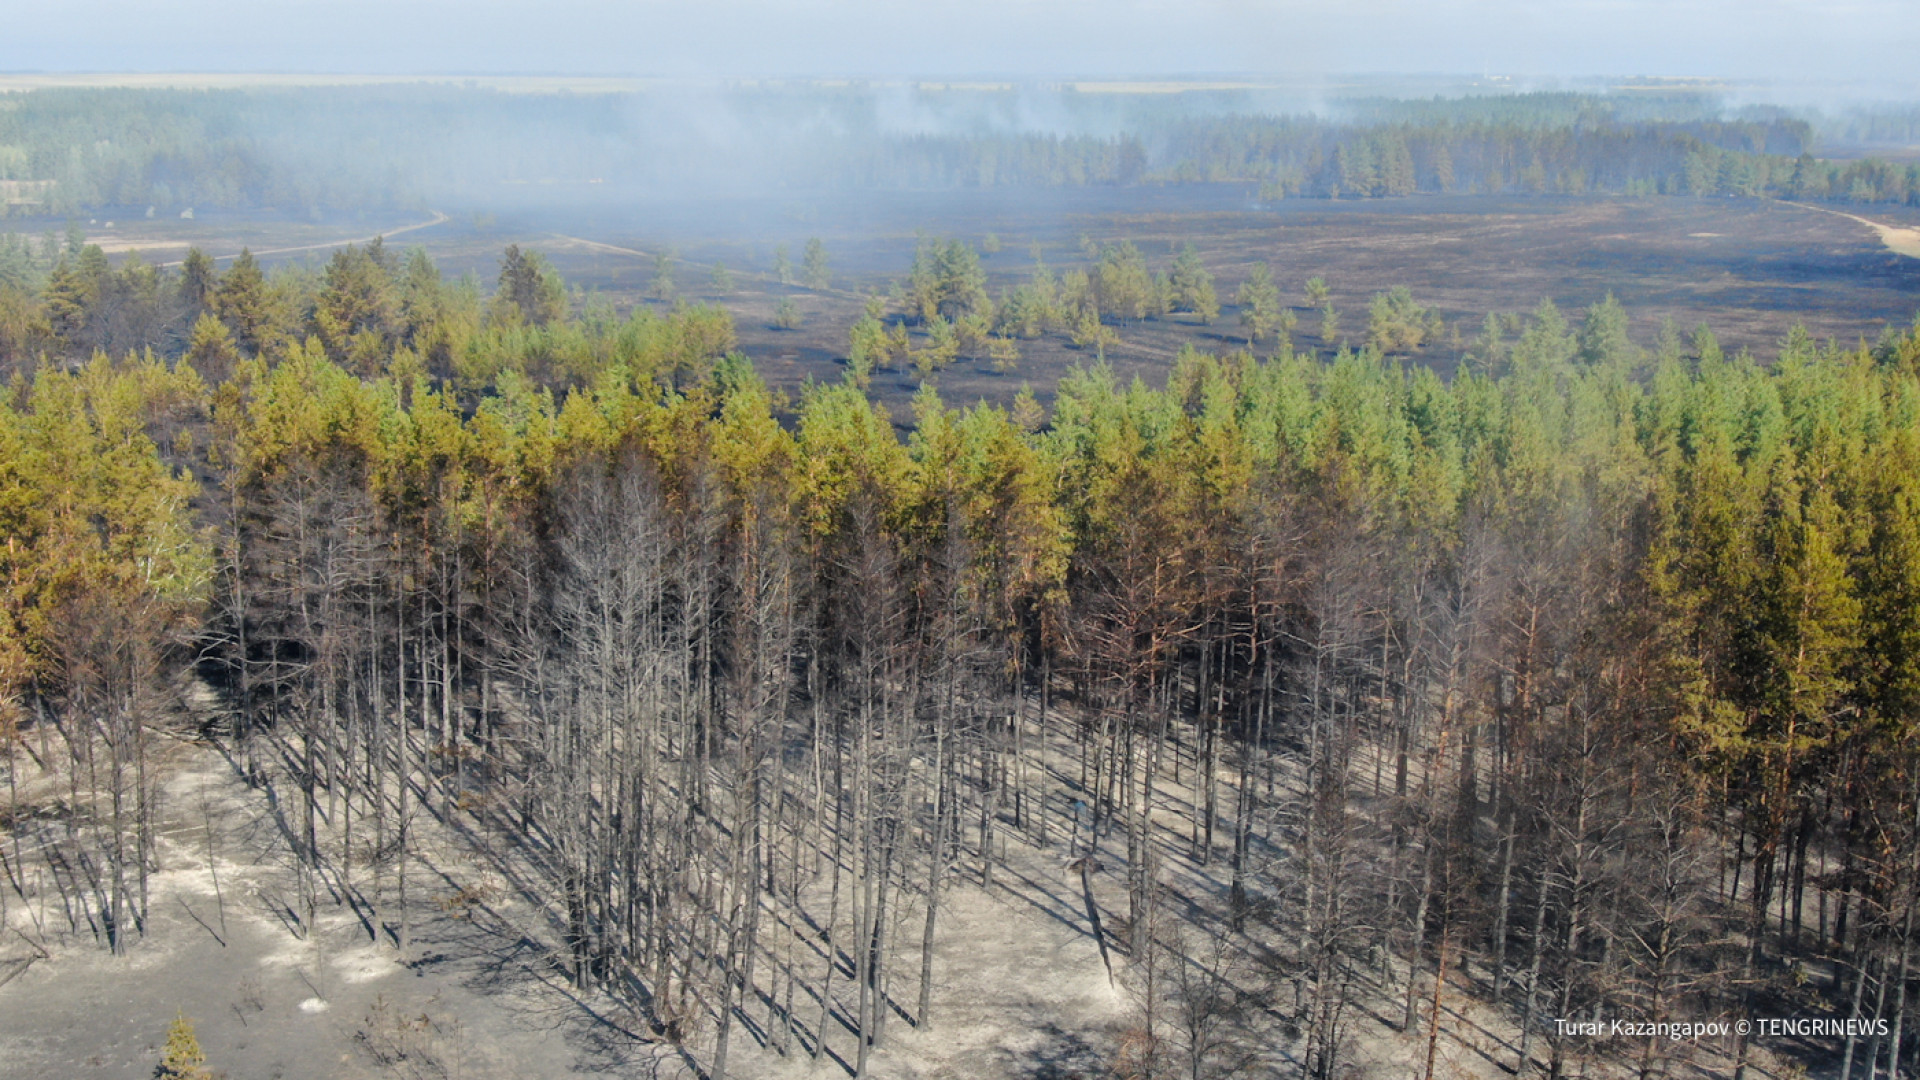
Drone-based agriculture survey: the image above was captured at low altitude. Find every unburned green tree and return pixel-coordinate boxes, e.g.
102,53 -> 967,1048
1236,262 -> 1285,345
848,314 -> 889,386
907,238 -> 990,324
1096,241 -> 1154,323
491,244 -> 566,328
914,314 -> 960,377
1577,293 -> 1636,368
178,247 -> 217,318
652,251 -> 676,300
156,1013 -> 210,1080
773,296 -> 801,330
184,312 -> 240,384
1366,286 -> 1441,354
1167,244 -> 1219,322
311,240 -> 402,372
212,249 -> 274,356
803,238 -> 830,289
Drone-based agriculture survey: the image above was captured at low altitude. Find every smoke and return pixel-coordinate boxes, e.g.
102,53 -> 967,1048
179,81 -> 1345,207
4,75 -> 1914,227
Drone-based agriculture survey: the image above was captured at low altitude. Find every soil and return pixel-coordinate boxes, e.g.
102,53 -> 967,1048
0,737 -> 586,1080
1782,201 -> 1920,260
0,696 -> 1803,1080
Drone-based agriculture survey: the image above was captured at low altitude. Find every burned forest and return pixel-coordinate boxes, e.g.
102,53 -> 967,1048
4,75 -> 1920,1080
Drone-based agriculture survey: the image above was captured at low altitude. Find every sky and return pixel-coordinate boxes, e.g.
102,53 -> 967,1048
1,0 -> 1916,93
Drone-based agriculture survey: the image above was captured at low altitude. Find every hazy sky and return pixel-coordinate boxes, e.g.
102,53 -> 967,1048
2,0 -> 1916,89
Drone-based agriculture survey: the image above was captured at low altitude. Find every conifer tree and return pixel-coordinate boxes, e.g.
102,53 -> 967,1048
492,244 -> 565,327
213,249 -> 274,355
1236,262 -> 1284,345
184,311 -> 240,385
156,1012 -> 210,1080
1167,243 -> 1218,322
178,247 -> 217,319
803,237 -> 830,290
1096,241 -> 1154,324
651,250 -> 675,300
1576,293 -> 1635,368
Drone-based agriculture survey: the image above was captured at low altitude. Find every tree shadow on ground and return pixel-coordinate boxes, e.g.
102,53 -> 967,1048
1013,1021 -> 1107,1079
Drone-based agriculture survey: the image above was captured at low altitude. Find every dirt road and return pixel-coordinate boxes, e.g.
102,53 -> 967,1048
154,210 -> 450,267
1784,200 -> 1920,259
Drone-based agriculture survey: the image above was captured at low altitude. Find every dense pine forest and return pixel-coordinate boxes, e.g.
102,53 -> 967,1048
7,228 -> 1920,1079
2,85 -> 1919,215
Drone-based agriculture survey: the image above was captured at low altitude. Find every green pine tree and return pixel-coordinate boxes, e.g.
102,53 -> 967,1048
802,238 -> 830,290
156,1012 -> 210,1080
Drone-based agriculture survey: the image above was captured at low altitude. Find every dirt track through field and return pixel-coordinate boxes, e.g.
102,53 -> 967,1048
546,231 -> 870,300
1784,200 -> 1920,259
154,210 -> 450,267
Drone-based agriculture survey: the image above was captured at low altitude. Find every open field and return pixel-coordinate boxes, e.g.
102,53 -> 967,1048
41,187 -> 1920,423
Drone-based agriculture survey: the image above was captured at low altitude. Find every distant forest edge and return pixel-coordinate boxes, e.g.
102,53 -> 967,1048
3,86 -> 1920,213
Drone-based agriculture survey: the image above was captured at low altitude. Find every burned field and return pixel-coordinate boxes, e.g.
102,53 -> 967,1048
506,188 -> 1920,416
62,187 -> 1920,423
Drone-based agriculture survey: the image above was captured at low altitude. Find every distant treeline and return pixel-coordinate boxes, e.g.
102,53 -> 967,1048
1160,117 -> 1917,203
1822,105 -> 1920,145
0,88 -> 420,213
1,86 -> 1918,213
